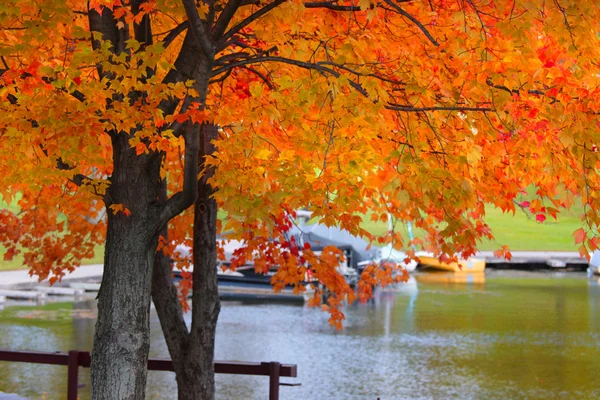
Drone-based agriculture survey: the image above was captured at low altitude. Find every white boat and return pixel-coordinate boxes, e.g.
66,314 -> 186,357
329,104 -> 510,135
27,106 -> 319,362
373,244 -> 418,273
588,250 -> 600,276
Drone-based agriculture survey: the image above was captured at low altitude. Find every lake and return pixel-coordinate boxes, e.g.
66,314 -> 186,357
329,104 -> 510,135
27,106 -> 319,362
1,272 -> 600,399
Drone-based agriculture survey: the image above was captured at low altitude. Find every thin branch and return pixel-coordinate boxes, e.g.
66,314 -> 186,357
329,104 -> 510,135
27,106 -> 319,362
214,51 -> 252,65
69,174 -> 101,196
211,55 -> 370,96
0,56 -> 9,70
318,60 -> 406,85
220,0 -> 288,46
383,0 -> 440,46
387,104 -> 492,112
211,0 -> 244,41
181,0 -> 214,56
208,68 -> 233,85
304,1 -> 360,11
486,78 -> 546,96
242,66 -> 275,89
553,0 -> 576,49
159,122 -> 200,226
161,22 -> 189,49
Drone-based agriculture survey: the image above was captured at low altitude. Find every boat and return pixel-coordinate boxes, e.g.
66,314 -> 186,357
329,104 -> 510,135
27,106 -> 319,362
417,253 -> 486,272
172,261 -> 308,303
414,271 -> 485,285
289,211 -> 378,278
588,250 -> 600,276
171,211 -> 378,300
371,243 -> 418,273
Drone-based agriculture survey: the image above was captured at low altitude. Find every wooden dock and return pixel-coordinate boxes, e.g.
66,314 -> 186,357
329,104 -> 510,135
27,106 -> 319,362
477,251 -> 587,271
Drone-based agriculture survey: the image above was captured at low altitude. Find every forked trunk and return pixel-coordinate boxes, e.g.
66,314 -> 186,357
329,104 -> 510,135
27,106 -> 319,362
152,124 -> 220,400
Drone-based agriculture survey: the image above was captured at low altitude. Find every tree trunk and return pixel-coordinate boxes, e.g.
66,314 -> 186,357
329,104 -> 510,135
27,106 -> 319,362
88,7 -> 212,399
184,123 -> 221,400
152,124 -> 220,400
91,133 -> 163,400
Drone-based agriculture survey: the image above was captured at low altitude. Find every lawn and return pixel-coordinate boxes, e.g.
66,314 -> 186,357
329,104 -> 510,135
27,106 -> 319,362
0,196 -> 585,271
361,205 -> 583,252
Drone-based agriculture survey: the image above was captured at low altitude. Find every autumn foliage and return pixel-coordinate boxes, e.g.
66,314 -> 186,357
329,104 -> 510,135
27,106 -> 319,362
2,0 -> 600,328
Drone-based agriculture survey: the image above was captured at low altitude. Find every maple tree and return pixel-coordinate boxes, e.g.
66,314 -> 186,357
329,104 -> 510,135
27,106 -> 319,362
3,0 -> 600,399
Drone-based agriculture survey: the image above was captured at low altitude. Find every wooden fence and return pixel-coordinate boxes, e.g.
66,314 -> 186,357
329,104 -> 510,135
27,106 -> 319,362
0,349 -> 298,400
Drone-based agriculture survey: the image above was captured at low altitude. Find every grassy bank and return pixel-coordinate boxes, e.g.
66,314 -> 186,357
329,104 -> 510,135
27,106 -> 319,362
361,205 -> 582,252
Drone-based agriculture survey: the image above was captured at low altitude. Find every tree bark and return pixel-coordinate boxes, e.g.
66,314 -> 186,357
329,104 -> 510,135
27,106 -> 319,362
91,133 -> 163,400
88,4 -> 214,399
185,123 -> 221,400
152,124 -> 220,400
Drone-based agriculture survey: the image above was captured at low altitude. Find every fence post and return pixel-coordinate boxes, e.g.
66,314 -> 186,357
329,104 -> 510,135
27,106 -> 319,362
268,361 -> 281,400
67,350 -> 80,400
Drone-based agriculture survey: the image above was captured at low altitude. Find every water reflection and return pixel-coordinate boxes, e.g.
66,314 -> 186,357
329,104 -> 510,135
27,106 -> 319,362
1,274 -> 600,399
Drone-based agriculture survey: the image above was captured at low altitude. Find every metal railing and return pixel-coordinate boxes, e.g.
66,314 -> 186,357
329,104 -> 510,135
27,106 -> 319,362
0,349 -> 298,400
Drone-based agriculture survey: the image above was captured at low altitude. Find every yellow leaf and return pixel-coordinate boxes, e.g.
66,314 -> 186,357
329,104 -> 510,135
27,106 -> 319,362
255,149 -> 271,160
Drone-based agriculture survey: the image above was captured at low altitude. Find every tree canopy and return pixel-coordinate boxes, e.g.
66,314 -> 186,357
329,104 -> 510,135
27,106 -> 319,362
4,1 -> 600,398
2,0 -> 600,326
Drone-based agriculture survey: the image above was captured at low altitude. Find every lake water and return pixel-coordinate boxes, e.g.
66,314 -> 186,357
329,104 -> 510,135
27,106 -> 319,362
1,272 -> 600,399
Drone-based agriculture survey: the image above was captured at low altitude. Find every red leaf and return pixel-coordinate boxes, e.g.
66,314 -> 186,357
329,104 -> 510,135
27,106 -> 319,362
573,228 -> 586,244
290,236 -> 299,256
535,214 -> 546,223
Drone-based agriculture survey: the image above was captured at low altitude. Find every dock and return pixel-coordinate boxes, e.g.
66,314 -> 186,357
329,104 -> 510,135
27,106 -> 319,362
477,251 -> 587,271
0,252 -> 591,305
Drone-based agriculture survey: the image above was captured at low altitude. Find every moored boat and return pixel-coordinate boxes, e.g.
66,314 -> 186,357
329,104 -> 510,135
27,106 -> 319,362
414,271 -> 485,285
417,253 -> 486,273
588,250 -> 600,276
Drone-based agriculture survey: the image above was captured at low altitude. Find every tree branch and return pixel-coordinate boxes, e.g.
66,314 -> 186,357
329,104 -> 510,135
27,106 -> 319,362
88,5 -> 130,79
159,122 -> 200,226
161,22 -> 189,49
132,0 -> 154,47
211,0 -> 244,41
211,55 -> 370,97
152,184 -> 189,368
383,0 -> 440,46
219,0 -> 288,47
213,51 -> 252,66
486,78 -> 546,97
181,0 -> 214,56
386,104 -> 493,112
242,66 -> 275,89
304,1 -> 360,11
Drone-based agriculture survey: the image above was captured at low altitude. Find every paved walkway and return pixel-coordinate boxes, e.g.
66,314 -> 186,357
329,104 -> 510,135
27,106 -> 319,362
0,264 -> 103,288
0,393 -> 28,400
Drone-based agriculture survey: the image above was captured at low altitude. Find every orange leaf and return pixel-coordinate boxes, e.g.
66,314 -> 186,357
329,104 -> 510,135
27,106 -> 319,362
578,244 -> 589,260
573,228 -> 586,244
135,142 -> 147,155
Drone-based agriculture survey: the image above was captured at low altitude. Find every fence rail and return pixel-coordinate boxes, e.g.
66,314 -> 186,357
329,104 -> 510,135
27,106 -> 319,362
0,349 -> 298,400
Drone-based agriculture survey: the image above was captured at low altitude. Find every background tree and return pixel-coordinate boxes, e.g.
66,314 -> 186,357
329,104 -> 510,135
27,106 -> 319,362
3,1 -> 600,399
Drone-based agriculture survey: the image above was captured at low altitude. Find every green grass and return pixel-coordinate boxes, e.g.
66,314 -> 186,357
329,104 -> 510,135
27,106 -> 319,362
0,194 -> 586,271
361,205 -> 583,252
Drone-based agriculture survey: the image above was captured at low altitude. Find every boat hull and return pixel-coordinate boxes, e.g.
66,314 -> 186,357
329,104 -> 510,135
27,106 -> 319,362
415,271 -> 485,285
418,256 -> 486,272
